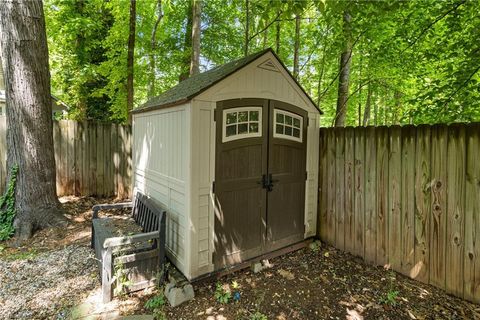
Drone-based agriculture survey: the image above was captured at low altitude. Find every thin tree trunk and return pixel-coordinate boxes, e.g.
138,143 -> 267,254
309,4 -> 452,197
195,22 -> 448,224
262,27 -> 268,49
244,0 -> 249,56
0,0 -> 65,241
334,11 -> 352,127
393,90 -> 401,125
275,16 -> 281,54
190,0 -> 201,76
363,82 -> 372,126
127,0 -> 136,114
357,56 -> 363,126
179,2 -> 193,81
148,0 -> 163,98
293,14 -> 300,79
373,92 -> 378,126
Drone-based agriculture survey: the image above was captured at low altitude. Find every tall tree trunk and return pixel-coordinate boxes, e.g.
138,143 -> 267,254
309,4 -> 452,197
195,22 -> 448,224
244,0 -> 249,56
293,14 -> 300,79
334,11 -> 352,127
363,82 -> 372,126
262,27 -> 268,49
190,0 -> 201,76
357,57 -> 363,126
0,0 -> 65,240
127,0 -> 136,114
75,0 -> 87,119
148,0 -> 163,98
179,2 -> 193,81
275,15 -> 281,54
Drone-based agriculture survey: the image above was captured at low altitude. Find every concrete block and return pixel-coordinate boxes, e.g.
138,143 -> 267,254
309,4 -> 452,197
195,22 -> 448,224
251,262 -> 263,273
165,282 -> 195,307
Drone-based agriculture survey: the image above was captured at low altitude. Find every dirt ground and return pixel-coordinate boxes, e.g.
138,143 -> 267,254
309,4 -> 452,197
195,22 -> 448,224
1,196 -> 479,319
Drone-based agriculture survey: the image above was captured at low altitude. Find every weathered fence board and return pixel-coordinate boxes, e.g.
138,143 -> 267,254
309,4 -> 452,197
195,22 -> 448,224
0,120 -> 131,198
318,123 -> 480,304
464,124 -> 480,301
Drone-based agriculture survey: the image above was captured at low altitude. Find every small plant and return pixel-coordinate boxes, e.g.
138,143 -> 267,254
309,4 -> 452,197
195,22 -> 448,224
0,165 -> 19,241
250,311 -> 268,320
380,290 -> 399,306
113,262 -> 132,296
214,282 -> 231,304
145,292 -> 167,319
379,270 -> 399,306
5,248 -> 37,261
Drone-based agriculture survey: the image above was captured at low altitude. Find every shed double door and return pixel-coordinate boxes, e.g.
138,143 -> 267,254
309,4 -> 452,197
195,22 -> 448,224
214,98 -> 307,268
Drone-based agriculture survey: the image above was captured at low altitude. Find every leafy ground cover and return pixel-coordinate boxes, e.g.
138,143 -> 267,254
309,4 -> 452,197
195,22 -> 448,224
0,196 -> 478,319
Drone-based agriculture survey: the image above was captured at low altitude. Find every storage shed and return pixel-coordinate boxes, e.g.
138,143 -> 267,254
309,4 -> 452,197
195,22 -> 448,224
131,48 -> 321,280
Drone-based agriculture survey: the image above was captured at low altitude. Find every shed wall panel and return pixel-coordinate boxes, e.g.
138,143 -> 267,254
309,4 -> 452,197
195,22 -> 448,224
133,104 -> 190,276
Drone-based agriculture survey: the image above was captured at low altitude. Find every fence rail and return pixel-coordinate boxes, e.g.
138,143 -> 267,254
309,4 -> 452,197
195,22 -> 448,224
318,123 -> 480,303
0,119 -> 132,198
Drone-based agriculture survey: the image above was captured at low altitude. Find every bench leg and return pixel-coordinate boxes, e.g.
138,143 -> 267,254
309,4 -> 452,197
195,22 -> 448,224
102,247 -> 113,303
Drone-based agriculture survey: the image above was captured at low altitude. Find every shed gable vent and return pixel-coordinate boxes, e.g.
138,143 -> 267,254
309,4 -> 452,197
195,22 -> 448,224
257,59 -> 280,73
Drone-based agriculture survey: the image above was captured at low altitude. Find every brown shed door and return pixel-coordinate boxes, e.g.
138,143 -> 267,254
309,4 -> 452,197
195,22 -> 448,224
214,99 -> 307,268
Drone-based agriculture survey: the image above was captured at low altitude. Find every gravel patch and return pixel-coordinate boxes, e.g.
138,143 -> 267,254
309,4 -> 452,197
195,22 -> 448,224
0,244 -> 98,319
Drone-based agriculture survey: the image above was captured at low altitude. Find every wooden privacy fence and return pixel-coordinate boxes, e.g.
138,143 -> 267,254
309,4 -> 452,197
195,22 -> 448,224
318,123 -> 480,303
0,120 -> 132,198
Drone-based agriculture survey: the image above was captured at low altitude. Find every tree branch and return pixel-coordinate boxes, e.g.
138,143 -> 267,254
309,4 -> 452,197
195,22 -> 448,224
247,10 -> 283,43
442,64 -> 480,109
402,0 -> 466,52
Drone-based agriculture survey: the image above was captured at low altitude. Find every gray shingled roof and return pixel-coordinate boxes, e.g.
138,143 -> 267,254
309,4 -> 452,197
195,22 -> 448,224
133,48 -> 321,114
134,49 -> 271,113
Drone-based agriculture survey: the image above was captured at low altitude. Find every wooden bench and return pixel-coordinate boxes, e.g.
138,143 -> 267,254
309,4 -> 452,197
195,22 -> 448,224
91,192 -> 166,302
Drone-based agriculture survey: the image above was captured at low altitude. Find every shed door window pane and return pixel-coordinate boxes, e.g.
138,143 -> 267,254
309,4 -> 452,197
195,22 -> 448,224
273,109 -> 303,142
222,106 -> 262,142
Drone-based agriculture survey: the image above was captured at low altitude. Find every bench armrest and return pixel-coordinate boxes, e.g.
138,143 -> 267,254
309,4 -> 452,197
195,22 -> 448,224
103,231 -> 159,248
92,202 -> 133,219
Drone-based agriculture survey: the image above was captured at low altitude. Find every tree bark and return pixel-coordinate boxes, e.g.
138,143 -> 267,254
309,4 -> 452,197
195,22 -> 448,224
127,0 -> 136,113
262,27 -> 268,49
0,0 -> 66,240
334,11 -> 352,127
179,2 -> 193,81
190,0 -> 201,76
293,14 -> 300,79
148,0 -> 163,98
275,16 -> 281,54
363,82 -> 372,126
244,0 -> 249,56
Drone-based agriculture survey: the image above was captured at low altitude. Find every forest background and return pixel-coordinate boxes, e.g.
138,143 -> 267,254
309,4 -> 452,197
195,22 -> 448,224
44,0 -> 480,127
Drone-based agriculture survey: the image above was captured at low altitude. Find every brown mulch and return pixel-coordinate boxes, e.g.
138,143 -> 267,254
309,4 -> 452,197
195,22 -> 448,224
0,196 -> 479,319
146,245 -> 480,320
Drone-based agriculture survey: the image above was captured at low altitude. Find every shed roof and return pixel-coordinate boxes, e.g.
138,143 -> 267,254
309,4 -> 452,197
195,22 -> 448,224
133,48 -> 321,114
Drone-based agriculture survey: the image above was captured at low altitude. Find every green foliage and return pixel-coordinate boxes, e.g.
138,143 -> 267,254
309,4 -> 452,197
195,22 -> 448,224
379,270 -> 400,306
145,292 -> 166,319
214,282 -> 231,304
250,311 -> 268,320
4,248 -> 38,261
0,165 -> 19,241
43,0 -> 480,125
113,262 -> 132,296
380,290 -> 399,306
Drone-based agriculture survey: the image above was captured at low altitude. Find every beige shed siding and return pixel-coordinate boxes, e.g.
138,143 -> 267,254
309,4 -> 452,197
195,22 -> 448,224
189,99 -> 216,278
132,104 -> 191,277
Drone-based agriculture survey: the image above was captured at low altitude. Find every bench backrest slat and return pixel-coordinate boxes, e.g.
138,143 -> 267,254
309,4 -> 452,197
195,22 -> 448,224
132,192 -> 166,234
